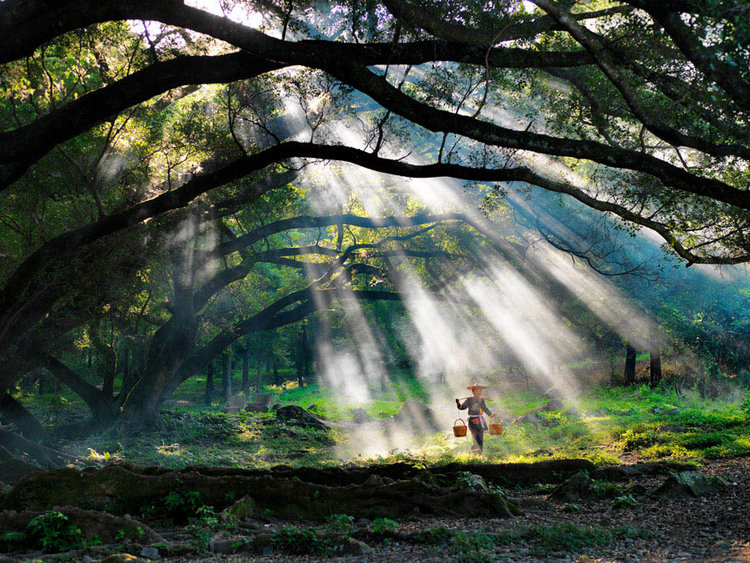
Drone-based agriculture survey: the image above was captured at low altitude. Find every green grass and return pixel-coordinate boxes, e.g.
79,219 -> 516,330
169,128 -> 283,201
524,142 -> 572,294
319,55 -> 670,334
12,367 -> 750,469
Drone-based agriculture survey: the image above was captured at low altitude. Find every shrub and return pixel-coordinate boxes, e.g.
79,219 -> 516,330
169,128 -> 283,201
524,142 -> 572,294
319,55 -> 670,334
371,517 -> 398,534
612,494 -> 639,509
27,511 -> 85,553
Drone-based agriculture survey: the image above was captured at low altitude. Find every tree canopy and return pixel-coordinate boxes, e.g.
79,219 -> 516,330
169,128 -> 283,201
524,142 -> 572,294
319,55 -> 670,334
1,0 -> 750,433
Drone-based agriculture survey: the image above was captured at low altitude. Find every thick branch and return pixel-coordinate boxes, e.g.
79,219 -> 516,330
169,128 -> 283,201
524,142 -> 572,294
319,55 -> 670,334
624,1 -> 750,111
0,52 -> 282,167
316,61 -> 750,211
0,394 -> 46,441
530,0 -> 750,160
0,141 -> 744,360
41,355 -> 115,422
212,212 -> 464,258
382,0 -> 632,45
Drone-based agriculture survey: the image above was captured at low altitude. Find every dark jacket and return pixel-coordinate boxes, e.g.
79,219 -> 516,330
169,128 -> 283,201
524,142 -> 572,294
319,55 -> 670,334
457,397 -> 494,420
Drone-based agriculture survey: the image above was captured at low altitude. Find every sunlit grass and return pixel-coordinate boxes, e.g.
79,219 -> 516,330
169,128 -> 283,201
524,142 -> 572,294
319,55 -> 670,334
16,375 -> 749,470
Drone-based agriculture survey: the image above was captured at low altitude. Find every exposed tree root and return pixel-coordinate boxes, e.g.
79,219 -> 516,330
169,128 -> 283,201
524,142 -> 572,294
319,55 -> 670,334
0,428 -> 78,468
176,458 -> 596,487
0,506 -> 163,547
2,463 -> 528,519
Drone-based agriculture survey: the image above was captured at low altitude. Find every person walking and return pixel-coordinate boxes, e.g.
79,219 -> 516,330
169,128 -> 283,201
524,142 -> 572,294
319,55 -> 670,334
456,383 -> 495,454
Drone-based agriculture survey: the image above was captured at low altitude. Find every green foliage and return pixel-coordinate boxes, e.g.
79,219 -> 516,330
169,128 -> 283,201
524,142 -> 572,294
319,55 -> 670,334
162,490 -> 204,518
451,531 -> 497,562
271,527 -> 331,555
525,522 -> 614,556
741,393 -> 750,418
591,480 -> 623,499
185,505 -> 234,552
26,511 -> 85,553
611,493 -> 639,509
163,411 -> 241,443
619,429 -> 657,452
115,526 -> 145,543
641,443 -> 690,459
454,471 -> 488,492
324,513 -> 355,536
370,517 -> 398,534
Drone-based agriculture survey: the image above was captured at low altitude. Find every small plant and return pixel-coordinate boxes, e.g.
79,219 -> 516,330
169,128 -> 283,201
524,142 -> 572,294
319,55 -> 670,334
451,532 -> 496,562
184,504 -> 235,552
455,472 -> 488,492
27,511 -> 85,553
164,490 -> 203,515
591,480 -> 622,499
324,513 -> 355,536
418,525 -> 454,545
612,493 -> 639,509
562,503 -> 581,512
619,429 -> 656,452
371,517 -> 398,534
271,527 -> 330,555
194,505 -> 222,528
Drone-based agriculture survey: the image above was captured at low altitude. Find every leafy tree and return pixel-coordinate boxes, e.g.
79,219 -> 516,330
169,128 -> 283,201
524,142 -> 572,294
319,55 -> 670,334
1,0 -> 750,442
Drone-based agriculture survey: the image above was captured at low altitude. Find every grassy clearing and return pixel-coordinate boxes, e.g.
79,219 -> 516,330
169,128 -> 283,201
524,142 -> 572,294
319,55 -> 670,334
13,369 -> 750,469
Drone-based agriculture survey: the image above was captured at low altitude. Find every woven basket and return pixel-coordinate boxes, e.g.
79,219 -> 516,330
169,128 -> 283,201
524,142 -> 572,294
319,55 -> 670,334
489,420 -> 503,435
452,418 -> 467,437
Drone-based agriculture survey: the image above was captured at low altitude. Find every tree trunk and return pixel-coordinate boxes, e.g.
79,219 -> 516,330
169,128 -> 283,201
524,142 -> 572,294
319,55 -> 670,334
255,353 -> 262,395
273,359 -> 280,385
241,347 -> 249,394
624,342 -> 636,385
303,326 -> 311,385
223,354 -> 232,402
205,361 -> 214,405
0,428 -> 75,468
649,325 -> 662,388
122,347 -> 129,384
650,346 -> 662,388
43,356 -> 115,424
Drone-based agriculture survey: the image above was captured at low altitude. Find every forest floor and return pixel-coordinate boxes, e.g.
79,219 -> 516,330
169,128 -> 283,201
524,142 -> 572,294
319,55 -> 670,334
2,382 -> 749,561
1,456 -> 748,562
155,457 -> 750,562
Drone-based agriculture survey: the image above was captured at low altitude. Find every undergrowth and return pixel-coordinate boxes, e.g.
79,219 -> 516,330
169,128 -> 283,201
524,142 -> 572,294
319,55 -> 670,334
16,377 -> 747,469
